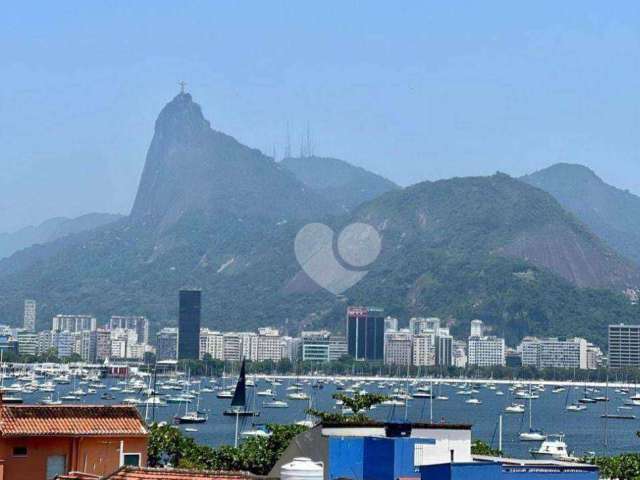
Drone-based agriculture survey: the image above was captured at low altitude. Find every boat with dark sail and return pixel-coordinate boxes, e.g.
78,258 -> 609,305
223,360 -> 260,418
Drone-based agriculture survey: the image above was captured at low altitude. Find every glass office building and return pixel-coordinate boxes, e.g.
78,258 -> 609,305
346,306 -> 384,361
178,289 -> 201,360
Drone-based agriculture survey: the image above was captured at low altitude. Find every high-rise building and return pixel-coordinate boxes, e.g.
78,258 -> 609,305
384,330 -> 413,366
200,328 -> 225,360
223,333 -> 243,362
413,334 -> 435,366
329,336 -> 348,361
452,340 -> 468,368
23,300 -> 36,332
256,328 -> 283,362
409,317 -> 429,335
346,306 -> 384,361
519,337 -> 588,369
94,329 -> 111,362
301,330 -> 331,362
608,324 -> 640,369
178,289 -> 201,360
384,316 -> 399,332
156,327 -> 178,361
17,331 -> 38,356
109,316 -> 149,345
470,319 -> 484,338
435,333 -> 453,367
468,335 -> 505,367
54,331 -> 74,358
52,315 -> 96,333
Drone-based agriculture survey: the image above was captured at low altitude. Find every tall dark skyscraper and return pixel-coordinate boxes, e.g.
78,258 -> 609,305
178,289 -> 201,360
347,306 -> 384,361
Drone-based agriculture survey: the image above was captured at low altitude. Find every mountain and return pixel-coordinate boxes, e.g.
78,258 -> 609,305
0,95 -> 637,346
280,156 -> 399,212
522,163 -> 640,265
0,213 -> 123,259
131,93 -> 332,231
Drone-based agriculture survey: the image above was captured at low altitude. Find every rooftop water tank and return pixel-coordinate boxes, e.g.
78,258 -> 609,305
280,457 -> 324,480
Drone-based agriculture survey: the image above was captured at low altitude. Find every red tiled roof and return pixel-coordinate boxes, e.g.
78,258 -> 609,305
103,467 -> 254,480
0,405 -> 148,437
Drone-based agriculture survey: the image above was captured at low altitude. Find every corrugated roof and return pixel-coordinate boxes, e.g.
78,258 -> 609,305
0,405 -> 148,437
103,467 -> 254,479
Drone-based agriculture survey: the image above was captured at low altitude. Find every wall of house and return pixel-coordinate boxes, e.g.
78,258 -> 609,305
0,435 -> 148,480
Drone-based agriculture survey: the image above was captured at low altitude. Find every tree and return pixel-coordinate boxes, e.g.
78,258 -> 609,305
307,392 -> 388,424
471,440 -> 502,456
148,422 -> 307,475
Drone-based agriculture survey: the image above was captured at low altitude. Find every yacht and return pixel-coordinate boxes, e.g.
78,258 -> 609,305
529,434 -> 573,461
257,388 -> 274,397
465,398 -> 482,405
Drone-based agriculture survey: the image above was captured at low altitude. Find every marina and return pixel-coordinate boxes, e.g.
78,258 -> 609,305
0,365 -> 637,458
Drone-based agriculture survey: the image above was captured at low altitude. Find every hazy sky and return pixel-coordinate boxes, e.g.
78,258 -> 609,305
2,1 -> 639,232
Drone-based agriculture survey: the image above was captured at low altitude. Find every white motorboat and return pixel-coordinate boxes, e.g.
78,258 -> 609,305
529,434 -> 573,460
566,403 -> 587,412
465,398 -> 482,405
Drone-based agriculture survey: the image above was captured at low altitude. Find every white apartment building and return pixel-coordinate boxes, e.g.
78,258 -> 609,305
200,328 -> 225,360
384,316 -> 399,332
519,337 -> 588,369
413,333 -> 435,366
223,333 -> 243,361
470,319 -> 484,338
453,340 -> 468,368
384,330 -> 413,366
256,328 -> 283,362
52,315 -> 96,333
468,335 -> 505,367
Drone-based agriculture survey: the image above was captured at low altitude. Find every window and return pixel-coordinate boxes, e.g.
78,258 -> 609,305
12,446 -> 27,456
123,453 -> 141,466
47,455 -> 66,480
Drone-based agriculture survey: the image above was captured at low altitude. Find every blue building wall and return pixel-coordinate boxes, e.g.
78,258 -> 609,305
420,462 -> 598,480
329,436 -> 436,480
328,437 -> 365,480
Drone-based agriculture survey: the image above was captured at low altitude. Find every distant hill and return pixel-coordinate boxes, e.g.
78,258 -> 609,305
280,156 -> 399,212
0,213 -> 123,259
0,96 -> 637,346
522,163 -> 640,264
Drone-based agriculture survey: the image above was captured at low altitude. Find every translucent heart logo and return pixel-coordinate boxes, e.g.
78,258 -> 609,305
294,222 -> 381,295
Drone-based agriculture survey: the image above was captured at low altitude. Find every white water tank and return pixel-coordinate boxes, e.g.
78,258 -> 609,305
280,457 -> 324,480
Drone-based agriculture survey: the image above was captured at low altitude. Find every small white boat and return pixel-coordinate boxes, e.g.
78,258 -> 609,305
566,403 -> 587,412
504,403 -> 525,414
465,398 -> 482,405
287,392 -> 310,400
520,429 -> 547,442
263,399 -> 288,408
295,419 -> 314,428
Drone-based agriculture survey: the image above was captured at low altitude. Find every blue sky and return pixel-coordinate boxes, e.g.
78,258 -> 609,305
2,1 -> 639,231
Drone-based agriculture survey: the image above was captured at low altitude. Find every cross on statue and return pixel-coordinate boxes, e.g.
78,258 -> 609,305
179,81 -> 187,94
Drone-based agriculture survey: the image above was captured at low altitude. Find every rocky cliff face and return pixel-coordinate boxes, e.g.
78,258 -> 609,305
130,93 -> 331,230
